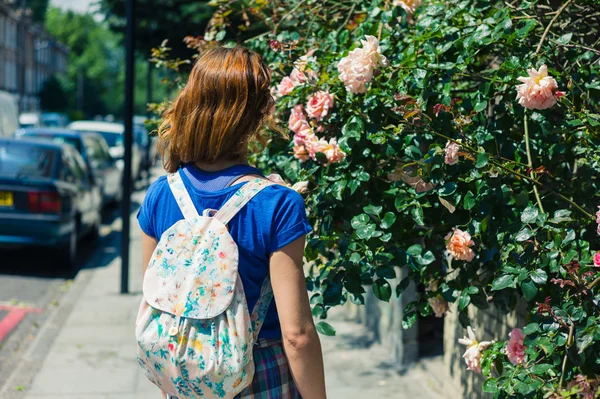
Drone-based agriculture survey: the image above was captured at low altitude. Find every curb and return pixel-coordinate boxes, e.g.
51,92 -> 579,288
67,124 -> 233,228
0,260 -> 99,398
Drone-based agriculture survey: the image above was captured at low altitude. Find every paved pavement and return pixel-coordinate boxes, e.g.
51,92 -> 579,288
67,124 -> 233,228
0,170 -> 448,399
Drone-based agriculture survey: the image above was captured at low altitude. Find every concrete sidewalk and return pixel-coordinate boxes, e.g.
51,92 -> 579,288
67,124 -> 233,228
0,184 -> 447,399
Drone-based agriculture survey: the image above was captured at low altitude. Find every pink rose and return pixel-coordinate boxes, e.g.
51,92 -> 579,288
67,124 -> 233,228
445,228 -> 476,262
293,130 -> 316,147
337,35 -> 388,94
458,327 -> 492,374
361,35 -> 389,68
596,206 -> 600,235
288,105 -> 310,134
393,0 -> 422,14
277,76 -> 296,96
506,328 -> 526,365
594,252 -> 600,267
516,65 -> 561,110
428,295 -> 448,318
293,145 -> 310,162
306,91 -> 334,121
308,138 -> 346,164
444,141 -> 460,165
290,68 -> 307,85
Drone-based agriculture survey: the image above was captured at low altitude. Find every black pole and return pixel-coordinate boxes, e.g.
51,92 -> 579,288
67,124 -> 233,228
120,0 -> 135,294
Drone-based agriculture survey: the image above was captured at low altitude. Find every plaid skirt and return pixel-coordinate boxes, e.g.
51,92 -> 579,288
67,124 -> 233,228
166,339 -> 302,399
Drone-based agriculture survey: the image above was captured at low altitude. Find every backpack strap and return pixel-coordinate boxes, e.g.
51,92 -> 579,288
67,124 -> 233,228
250,276 -> 274,342
167,171 -> 200,220
213,178 -> 273,225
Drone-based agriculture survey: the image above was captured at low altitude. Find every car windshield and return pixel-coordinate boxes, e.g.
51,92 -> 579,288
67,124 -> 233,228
95,132 -> 122,147
23,134 -> 82,153
0,142 -> 55,179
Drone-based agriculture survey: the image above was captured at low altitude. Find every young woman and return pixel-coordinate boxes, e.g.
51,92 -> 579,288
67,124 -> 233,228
137,46 -> 327,399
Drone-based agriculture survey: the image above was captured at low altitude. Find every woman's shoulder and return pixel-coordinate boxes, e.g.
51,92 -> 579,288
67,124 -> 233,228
142,175 -> 172,206
251,182 -> 307,218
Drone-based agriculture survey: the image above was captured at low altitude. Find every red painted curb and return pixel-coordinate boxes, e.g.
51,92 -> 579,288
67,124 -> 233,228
0,305 -> 42,343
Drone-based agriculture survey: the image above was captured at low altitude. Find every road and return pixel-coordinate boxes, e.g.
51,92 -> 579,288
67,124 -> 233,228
0,177 -> 149,392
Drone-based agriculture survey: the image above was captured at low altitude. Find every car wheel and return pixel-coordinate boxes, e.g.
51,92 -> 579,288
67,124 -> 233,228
58,223 -> 78,271
87,218 -> 100,243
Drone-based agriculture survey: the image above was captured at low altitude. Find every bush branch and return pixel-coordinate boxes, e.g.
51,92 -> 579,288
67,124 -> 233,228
524,114 -> 545,213
535,0 -> 574,55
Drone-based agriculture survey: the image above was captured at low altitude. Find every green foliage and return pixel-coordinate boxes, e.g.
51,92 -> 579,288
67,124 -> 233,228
154,0 -> 600,396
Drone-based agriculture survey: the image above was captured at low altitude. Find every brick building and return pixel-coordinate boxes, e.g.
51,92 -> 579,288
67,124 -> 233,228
0,1 -> 68,113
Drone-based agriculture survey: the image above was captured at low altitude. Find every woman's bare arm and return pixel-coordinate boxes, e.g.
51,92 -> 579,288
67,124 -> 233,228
141,232 -> 165,398
270,236 -> 327,399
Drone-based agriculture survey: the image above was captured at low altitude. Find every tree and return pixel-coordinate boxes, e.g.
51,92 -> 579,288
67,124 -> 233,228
98,0 -> 214,60
45,6 -> 122,117
39,75 -> 69,112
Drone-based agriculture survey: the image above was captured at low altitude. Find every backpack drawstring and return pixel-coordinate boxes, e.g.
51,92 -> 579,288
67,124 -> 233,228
169,315 -> 182,336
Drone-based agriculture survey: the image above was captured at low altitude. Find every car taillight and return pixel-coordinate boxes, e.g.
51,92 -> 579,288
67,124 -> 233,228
27,191 -> 61,213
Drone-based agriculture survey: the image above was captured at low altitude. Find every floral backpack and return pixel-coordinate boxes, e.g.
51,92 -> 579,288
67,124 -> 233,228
136,172 -> 274,399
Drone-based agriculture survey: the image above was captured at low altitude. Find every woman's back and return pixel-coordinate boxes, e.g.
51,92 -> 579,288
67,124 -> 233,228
138,164 -> 311,339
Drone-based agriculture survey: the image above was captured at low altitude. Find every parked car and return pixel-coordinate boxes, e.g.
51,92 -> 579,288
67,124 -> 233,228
0,91 -> 19,137
134,121 -> 157,173
19,112 -> 43,129
0,138 -> 102,269
16,128 -> 122,207
68,121 -> 142,182
41,112 -> 70,128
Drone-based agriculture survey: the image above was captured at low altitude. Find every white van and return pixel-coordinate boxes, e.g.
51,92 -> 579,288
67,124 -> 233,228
0,91 -> 19,137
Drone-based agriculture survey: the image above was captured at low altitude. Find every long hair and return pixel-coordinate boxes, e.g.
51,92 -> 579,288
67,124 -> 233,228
157,46 -> 276,173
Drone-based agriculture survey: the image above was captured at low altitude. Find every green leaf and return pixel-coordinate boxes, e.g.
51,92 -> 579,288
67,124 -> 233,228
521,205 -> 539,224
373,278 -> 392,302
396,278 -> 411,297
521,280 -> 538,301
530,269 -> 548,285
415,251 -> 436,266
549,210 -> 572,224
411,205 -> 425,225
315,321 -> 336,336
530,364 -> 553,375
402,311 -> 417,329
556,32 -> 573,45
342,116 -> 363,139
381,212 -> 397,229
475,153 -> 489,168
351,214 -> 369,229
491,274 -> 516,291
483,378 -> 499,393
406,244 -> 422,256
376,265 -> 396,279
349,252 -> 361,264
474,101 -> 487,112
356,223 -> 376,240
458,292 -> 471,310
439,182 -> 457,197
515,227 -> 533,242
331,180 -> 347,201
523,323 -> 541,335
363,204 -> 382,216
463,191 -> 476,210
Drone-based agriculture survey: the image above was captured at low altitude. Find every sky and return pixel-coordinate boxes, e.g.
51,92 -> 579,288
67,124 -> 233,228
50,0 -> 97,14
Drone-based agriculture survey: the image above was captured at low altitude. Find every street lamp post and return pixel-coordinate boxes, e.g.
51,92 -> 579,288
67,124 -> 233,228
120,0 -> 135,294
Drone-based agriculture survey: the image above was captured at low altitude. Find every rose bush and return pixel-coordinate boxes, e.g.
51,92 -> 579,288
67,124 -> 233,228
152,0 -> 600,396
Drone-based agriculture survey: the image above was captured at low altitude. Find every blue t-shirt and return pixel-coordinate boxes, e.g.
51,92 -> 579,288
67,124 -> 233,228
137,164 -> 312,339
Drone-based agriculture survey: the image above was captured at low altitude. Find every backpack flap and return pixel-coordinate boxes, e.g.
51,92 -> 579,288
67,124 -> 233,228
143,211 -> 240,320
